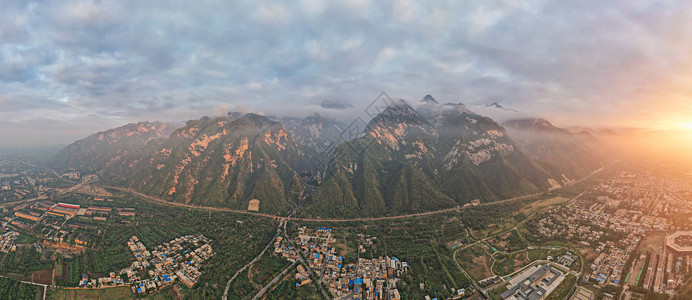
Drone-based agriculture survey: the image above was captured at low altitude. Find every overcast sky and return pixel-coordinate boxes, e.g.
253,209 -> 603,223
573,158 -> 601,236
2,0 -> 692,146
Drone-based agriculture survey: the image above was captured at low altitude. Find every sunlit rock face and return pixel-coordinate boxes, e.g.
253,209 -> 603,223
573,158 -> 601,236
51,96 -> 604,216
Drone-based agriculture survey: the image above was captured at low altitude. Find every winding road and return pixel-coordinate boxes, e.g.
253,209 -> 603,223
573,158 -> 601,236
451,192 -> 586,296
107,185 -> 548,223
103,161 -> 613,223
222,219 -> 283,300
15,159 -> 609,299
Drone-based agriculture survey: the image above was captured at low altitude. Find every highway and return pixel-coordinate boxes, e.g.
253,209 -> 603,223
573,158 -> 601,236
107,185 -> 552,223
10,157 -> 610,224
17,160 -> 607,299
102,161 -> 612,223
0,195 -> 47,208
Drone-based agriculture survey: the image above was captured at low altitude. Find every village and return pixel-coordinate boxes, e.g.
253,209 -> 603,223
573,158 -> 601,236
0,184 -> 218,296
274,227 -> 409,300
78,234 -> 214,295
0,198 -> 216,295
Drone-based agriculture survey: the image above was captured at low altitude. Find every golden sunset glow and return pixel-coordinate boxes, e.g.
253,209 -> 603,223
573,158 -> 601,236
680,122 -> 692,131
652,118 -> 692,132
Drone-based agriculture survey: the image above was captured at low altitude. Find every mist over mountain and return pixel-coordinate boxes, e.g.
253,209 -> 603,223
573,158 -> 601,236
503,118 -> 606,181
50,96 -> 608,217
51,121 -> 176,172
486,102 -> 519,112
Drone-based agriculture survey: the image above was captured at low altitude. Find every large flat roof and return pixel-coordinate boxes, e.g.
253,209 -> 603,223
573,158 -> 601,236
666,231 -> 692,253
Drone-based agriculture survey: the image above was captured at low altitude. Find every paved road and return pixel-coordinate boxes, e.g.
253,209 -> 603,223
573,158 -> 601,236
104,161 -> 611,223
0,274 -> 48,298
11,157 -> 607,224
280,218 -> 331,299
452,246 -> 485,296
451,192 -> 586,296
222,220 -> 283,300
14,159 -> 61,179
0,195 -> 47,208
107,185 -> 463,222
107,185 -> 547,223
252,262 -> 295,300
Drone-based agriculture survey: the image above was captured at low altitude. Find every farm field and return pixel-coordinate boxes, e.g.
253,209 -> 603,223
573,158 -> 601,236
455,245 -> 494,281
0,276 -> 43,300
48,286 -> 132,300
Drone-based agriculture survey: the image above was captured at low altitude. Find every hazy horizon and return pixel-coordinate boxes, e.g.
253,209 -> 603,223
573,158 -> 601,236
2,0 -> 692,147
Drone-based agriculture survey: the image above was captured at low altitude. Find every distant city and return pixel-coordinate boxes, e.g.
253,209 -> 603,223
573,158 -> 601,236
2,1 -> 692,299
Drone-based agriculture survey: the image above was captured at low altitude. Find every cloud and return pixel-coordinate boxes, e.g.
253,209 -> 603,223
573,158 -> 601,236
1,0 -> 692,145
233,103 -> 253,114
212,103 -> 232,117
253,4 -> 291,25
319,99 -> 354,110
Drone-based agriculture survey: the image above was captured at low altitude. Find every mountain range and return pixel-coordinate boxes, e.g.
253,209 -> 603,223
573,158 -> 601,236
503,118 -> 605,181
51,95 -> 607,216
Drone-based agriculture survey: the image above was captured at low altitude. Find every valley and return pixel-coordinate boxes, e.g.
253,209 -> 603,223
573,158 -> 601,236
0,97 -> 686,300
49,98 -> 606,219
3,1 -> 691,299
3,146 -> 688,299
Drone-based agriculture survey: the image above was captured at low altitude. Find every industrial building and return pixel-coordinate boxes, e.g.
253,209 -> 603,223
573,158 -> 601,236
570,287 -> 595,300
14,211 -> 41,222
48,203 -> 80,216
47,211 -> 66,218
75,233 -> 89,246
88,206 -> 112,212
501,265 -> 562,300
67,223 -> 98,230
118,209 -> 136,216
58,203 -> 80,209
50,206 -> 78,216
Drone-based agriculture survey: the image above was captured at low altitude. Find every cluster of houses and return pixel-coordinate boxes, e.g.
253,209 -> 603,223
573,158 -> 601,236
274,235 -> 300,262
526,169 -> 692,297
0,231 -> 19,253
78,235 -> 214,295
586,235 -> 640,287
279,227 -> 408,300
0,177 -> 34,201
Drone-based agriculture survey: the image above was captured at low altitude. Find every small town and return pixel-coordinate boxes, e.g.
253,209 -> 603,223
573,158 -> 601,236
520,166 -> 692,299
78,234 -> 214,295
274,226 -> 410,299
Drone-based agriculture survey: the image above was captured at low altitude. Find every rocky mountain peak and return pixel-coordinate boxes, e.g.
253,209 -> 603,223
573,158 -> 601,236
240,113 -> 280,131
503,118 -> 560,132
421,94 -> 439,104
